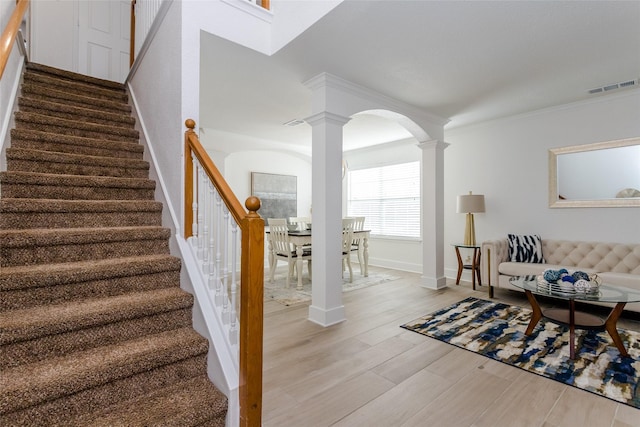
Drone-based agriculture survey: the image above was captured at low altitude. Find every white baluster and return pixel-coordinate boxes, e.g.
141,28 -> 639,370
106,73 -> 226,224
222,209 -> 230,324
201,175 -> 210,275
215,192 -> 224,306
229,221 -> 239,345
208,182 -> 216,291
197,165 -> 205,260
191,154 -> 198,247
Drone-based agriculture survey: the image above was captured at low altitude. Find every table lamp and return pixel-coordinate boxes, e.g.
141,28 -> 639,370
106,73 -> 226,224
456,191 -> 485,246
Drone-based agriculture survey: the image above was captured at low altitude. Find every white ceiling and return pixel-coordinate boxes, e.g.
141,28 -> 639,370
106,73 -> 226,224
199,1 -> 640,156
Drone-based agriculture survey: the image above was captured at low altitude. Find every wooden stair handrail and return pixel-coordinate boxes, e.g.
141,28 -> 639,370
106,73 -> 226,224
184,119 -> 264,427
0,0 -> 29,79
130,0 -> 136,67
184,119 -> 249,229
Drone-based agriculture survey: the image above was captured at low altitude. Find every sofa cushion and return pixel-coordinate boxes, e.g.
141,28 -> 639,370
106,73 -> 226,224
498,262 -> 598,277
508,234 -> 545,263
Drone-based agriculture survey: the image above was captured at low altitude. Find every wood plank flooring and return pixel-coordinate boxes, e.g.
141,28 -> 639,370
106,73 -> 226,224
262,266 -> 640,427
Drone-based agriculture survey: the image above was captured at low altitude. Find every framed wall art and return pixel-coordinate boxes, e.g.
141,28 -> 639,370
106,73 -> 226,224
251,172 -> 297,222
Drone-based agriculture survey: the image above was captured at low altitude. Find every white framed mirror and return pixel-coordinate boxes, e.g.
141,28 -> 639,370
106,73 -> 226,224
549,137 -> 640,208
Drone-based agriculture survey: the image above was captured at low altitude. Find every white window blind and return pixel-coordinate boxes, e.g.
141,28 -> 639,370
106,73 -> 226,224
347,161 -> 420,239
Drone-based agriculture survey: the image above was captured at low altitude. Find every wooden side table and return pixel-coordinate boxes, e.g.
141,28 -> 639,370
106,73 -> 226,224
452,244 -> 482,290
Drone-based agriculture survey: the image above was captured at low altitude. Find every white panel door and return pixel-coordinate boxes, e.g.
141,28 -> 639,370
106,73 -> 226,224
78,1 -> 130,83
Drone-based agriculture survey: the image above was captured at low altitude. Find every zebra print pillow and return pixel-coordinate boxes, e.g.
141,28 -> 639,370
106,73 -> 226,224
508,234 -> 545,263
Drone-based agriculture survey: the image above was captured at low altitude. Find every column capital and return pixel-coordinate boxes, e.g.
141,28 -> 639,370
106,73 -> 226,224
304,111 -> 352,127
417,139 -> 450,151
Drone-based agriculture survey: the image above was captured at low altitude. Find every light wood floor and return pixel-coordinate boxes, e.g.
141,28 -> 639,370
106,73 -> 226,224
262,266 -> 640,427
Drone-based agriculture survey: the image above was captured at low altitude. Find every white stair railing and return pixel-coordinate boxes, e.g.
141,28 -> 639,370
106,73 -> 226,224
184,119 -> 264,427
189,157 -> 242,354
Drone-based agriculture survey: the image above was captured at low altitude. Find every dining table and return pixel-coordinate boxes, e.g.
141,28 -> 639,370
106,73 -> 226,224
267,228 -> 371,290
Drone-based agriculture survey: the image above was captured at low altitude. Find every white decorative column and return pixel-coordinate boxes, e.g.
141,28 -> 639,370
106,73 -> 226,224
418,139 -> 449,289
305,111 -> 351,326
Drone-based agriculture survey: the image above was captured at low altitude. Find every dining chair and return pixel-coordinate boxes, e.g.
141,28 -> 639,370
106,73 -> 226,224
267,218 -> 312,288
288,216 -> 311,231
341,217 -> 355,283
345,216 -> 365,273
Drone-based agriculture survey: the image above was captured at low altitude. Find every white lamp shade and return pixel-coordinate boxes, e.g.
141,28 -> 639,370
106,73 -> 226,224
457,193 -> 485,213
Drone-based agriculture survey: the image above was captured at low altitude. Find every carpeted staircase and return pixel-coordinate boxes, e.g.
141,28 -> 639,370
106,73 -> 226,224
0,62 -> 228,426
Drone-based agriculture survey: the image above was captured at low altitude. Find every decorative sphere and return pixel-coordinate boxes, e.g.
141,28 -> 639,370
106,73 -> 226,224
561,275 -> 575,283
574,279 -> 590,291
572,271 -> 589,282
544,269 -> 562,283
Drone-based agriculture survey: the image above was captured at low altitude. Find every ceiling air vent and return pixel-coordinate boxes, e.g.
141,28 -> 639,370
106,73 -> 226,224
589,78 -> 638,95
283,119 -> 305,127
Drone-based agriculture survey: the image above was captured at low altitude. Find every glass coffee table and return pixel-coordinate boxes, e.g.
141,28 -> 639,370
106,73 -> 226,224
510,275 -> 640,359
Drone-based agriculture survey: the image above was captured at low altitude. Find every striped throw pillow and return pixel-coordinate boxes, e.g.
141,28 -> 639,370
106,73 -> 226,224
508,234 -> 545,263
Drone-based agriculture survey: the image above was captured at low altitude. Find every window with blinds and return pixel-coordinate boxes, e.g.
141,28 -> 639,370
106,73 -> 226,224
347,161 -> 420,239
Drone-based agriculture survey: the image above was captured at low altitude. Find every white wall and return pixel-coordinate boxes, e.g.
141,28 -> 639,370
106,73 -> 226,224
443,89 -> 640,280
128,1 -> 183,234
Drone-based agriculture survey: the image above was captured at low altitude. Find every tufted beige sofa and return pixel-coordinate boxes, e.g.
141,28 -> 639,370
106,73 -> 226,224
481,239 -> 640,313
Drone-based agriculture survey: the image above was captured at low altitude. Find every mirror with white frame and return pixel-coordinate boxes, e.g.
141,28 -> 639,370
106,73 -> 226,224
549,137 -> 640,208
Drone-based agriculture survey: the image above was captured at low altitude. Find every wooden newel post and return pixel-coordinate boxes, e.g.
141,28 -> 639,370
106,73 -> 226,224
184,119 -> 196,238
239,196 -> 264,427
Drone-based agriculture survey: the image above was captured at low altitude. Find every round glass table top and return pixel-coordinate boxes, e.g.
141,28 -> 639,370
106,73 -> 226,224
509,275 -> 640,304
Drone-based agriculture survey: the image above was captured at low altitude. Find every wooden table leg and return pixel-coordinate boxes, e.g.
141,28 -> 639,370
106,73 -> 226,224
470,247 -> 481,290
524,290 -> 543,335
604,302 -> 629,357
475,249 -> 482,287
569,299 -> 576,360
455,246 -> 463,285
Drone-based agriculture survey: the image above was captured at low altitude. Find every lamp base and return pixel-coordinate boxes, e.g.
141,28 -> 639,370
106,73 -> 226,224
463,212 -> 476,246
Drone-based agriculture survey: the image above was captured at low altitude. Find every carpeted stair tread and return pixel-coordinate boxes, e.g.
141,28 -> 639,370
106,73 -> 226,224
11,128 -> 143,159
23,71 -> 128,103
0,255 -> 182,311
0,355 -> 210,426
0,226 -> 171,267
0,171 -> 155,200
0,254 -> 180,291
15,111 -> 139,142
72,375 -> 227,427
0,198 -> 163,229
0,198 -> 162,213
0,287 -> 194,345
18,96 -> 136,128
0,327 -> 209,415
1,308 -> 193,369
26,62 -> 126,91
21,82 -> 131,114
6,147 -> 150,178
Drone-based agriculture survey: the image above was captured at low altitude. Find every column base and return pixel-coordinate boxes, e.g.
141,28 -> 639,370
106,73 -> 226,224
308,304 -> 346,327
420,275 -> 448,290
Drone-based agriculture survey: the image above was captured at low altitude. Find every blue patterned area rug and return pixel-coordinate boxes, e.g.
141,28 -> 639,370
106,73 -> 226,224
401,297 -> 640,408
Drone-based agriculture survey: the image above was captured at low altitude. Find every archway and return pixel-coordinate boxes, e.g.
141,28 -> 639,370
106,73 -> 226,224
303,73 -> 449,327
